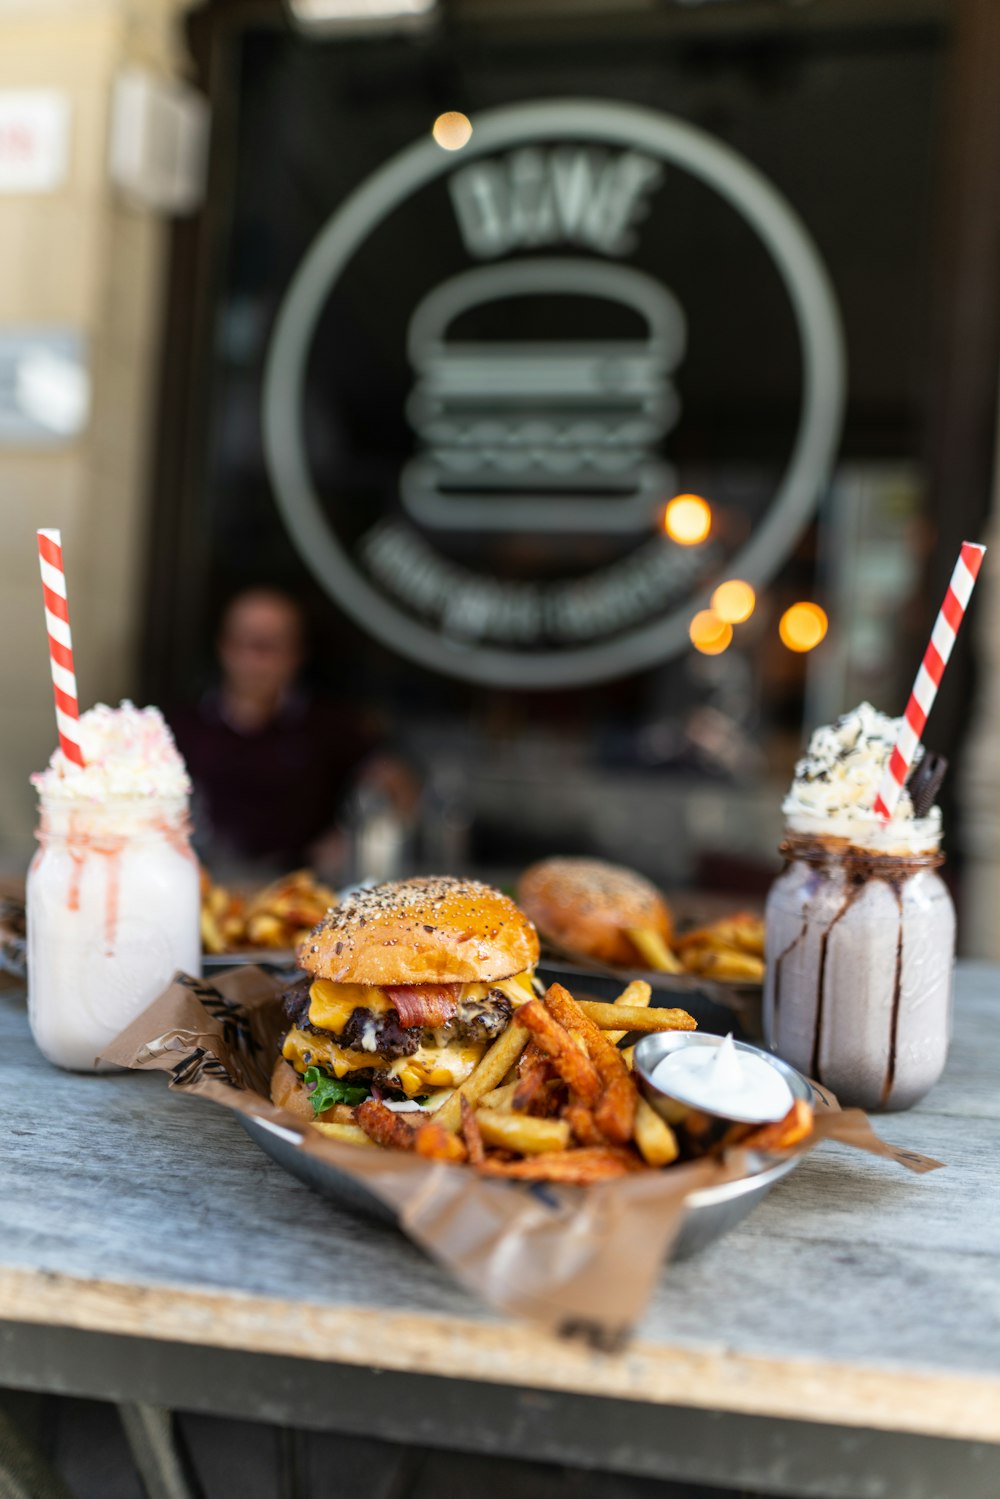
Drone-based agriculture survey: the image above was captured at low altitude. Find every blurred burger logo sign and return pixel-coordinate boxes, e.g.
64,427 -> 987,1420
264,100 -> 844,688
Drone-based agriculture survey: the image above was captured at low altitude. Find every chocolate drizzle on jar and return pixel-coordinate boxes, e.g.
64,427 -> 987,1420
768,833 -> 948,1108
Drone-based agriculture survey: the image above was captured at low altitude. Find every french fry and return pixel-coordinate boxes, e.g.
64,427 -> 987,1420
313,1121 -> 375,1147
542,984 -> 635,1145
314,1102 -> 357,1126
200,907 -> 227,955
633,1097 -> 679,1167
518,1001 -> 601,1105
203,867 -> 337,953
435,1021 -> 531,1133
245,912 -> 286,948
479,1081 -> 519,1112
606,978 -> 652,1045
739,1099 -> 814,1153
475,1108 -> 570,1155
680,947 -> 765,983
677,913 -> 765,957
414,1118 -> 468,1163
478,1147 -> 643,1183
576,1000 -> 697,1033
626,925 -> 683,974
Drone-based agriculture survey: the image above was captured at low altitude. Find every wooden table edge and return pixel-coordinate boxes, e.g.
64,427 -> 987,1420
0,1267 -> 997,1445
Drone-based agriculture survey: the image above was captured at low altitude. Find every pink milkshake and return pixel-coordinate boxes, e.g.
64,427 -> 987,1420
27,702 -> 201,1071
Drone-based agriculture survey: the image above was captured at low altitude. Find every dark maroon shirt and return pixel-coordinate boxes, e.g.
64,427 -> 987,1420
170,688 -> 378,871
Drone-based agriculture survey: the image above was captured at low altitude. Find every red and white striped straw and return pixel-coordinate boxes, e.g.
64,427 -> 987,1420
873,540 -> 986,821
36,528 -> 84,768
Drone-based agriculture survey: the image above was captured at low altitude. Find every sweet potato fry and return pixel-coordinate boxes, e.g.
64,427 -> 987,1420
460,1096 -> 485,1166
356,1098 -> 417,1151
475,1109 -> 570,1155
542,984 -> 636,1145
435,1021 -> 531,1133
518,1000 -> 601,1105
563,1103 -> 607,1147
739,1099 -> 814,1153
414,1118 -> 468,1163
512,1042 -> 552,1112
576,1000 -> 697,1033
477,1147 -> 645,1183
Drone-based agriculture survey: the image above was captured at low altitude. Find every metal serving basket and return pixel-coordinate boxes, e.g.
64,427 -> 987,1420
239,963 -> 806,1261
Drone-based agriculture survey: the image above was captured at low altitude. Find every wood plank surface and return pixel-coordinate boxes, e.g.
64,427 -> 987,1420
0,965 -> 998,1443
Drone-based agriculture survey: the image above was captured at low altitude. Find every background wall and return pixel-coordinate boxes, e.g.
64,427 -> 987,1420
0,0 -> 190,864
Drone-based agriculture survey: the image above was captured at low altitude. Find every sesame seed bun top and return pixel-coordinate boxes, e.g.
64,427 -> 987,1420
299,875 -> 539,986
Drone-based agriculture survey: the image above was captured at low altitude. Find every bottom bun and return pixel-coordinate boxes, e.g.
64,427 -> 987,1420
270,1057 -> 357,1125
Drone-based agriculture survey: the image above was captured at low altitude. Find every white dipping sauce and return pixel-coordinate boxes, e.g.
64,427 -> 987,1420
651,1035 -> 792,1123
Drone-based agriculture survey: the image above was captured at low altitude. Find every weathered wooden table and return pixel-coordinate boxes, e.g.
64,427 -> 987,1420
1,966 -> 998,1499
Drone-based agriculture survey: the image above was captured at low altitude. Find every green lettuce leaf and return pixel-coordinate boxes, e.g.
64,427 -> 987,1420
303,1066 -> 370,1115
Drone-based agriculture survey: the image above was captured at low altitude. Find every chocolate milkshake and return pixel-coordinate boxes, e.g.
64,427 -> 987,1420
763,703 -> 955,1111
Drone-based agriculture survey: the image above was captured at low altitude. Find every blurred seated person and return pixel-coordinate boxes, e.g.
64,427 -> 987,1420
170,587 -> 418,880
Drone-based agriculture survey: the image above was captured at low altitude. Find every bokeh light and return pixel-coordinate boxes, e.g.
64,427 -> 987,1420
663,493 -> 712,546
711,579 -> 756,624
779,601 -> 829,653
689,609 -> 733,656
432,111 -> 473,150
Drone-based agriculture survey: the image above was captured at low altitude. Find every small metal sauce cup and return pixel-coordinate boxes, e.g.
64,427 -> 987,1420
633,1032 -> 813,1156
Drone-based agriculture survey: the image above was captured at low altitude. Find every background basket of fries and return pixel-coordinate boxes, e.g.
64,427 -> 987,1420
544,912 -> 766,988
200,869 -> 337,959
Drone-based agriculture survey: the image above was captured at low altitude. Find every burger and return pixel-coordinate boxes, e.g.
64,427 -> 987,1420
517,856 -> 673,969
272,875 -> 539,1119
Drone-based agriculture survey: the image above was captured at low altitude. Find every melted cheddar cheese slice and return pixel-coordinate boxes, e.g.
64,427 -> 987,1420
307,981 -> 392,1034
307,973 -> 534,1034
282,1025 -> 484,1098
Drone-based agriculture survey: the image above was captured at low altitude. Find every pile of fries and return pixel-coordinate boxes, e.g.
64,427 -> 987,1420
611,913 -> 765,983
313,978 -> 810,1183
676,913 -> 766,984
201,869 -> 337,954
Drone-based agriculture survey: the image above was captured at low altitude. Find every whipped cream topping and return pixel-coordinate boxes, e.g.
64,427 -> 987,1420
651,1034 -> 793,1123
784,703 -> 916,820
31,701 -> 191,803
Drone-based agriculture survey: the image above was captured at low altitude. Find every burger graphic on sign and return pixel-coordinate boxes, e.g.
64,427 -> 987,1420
401,258 -> 686,536
263,100 -> 844,688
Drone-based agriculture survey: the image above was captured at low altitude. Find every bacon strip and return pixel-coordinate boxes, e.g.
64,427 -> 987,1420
384,984 -> 459,1030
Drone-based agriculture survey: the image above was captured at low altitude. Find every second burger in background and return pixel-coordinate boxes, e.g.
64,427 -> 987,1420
518,856 -> 679,972
273,875 -> 539,1116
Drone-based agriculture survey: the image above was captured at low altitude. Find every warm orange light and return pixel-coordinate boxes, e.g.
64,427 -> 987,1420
663,493 -> 712,546
711,579 -> 756,625
779,601 -> 829,653
432,111 -> 473,150
689,609 -> 733,656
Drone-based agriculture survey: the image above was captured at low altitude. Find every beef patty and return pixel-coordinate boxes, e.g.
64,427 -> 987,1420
281,976 -> 513,1060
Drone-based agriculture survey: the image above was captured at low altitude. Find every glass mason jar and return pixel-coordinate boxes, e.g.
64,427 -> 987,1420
27,793 -> 201,1072
763,823 -> 955,1111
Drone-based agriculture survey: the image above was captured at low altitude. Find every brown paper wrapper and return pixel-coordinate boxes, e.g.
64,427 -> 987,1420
101,967 -> 943,1343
